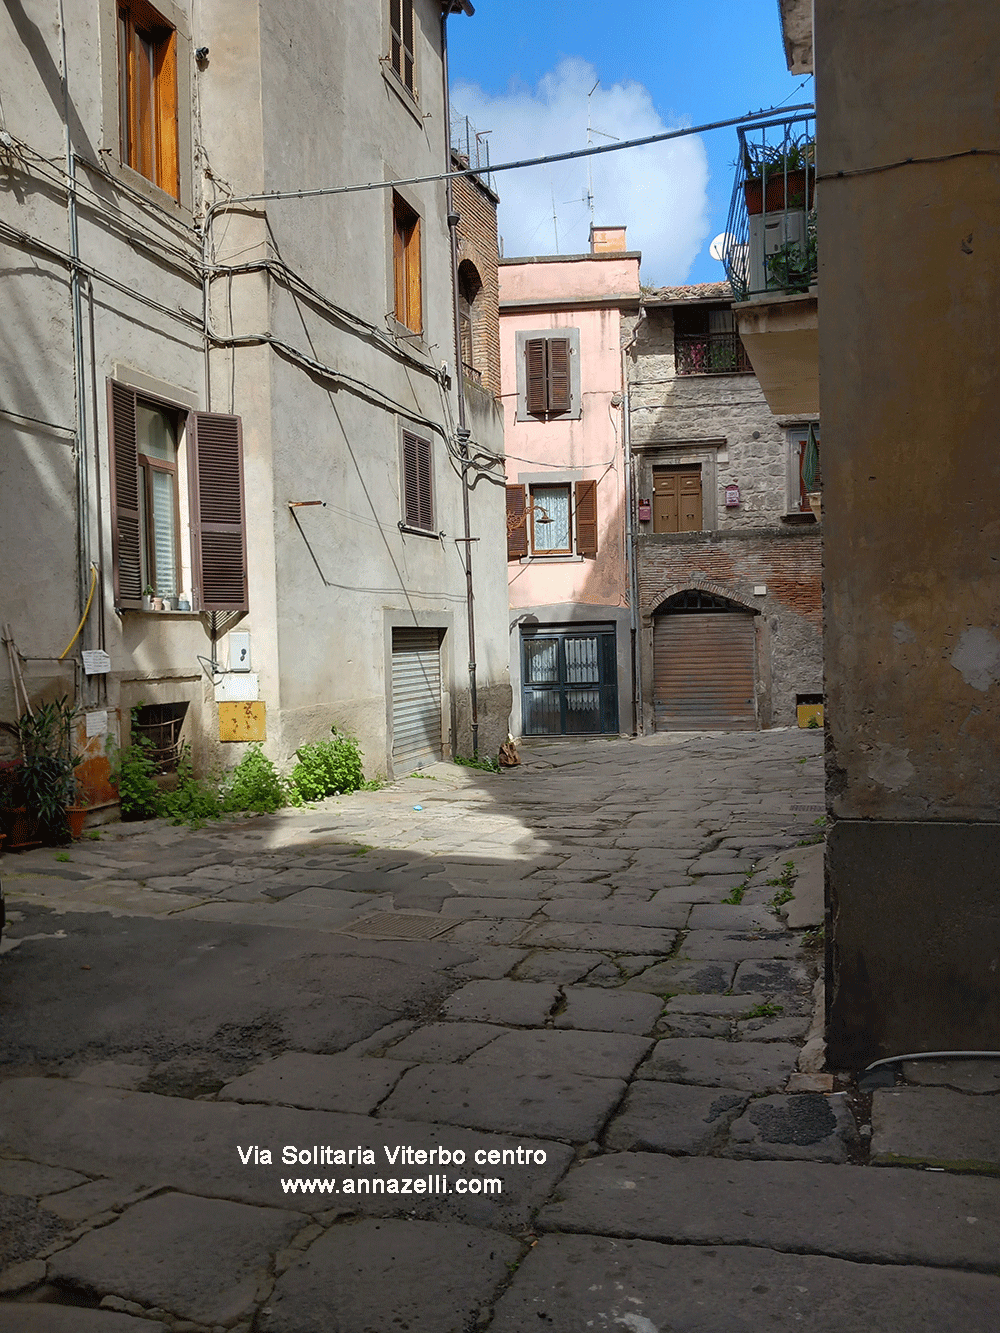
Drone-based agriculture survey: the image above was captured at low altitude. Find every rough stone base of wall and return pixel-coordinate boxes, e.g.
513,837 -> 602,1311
454,681 -> 514,763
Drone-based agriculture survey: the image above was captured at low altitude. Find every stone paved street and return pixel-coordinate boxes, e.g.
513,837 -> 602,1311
1,729 -> 999,1331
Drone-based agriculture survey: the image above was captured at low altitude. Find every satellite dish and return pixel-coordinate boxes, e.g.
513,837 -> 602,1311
709,232 -> 731,262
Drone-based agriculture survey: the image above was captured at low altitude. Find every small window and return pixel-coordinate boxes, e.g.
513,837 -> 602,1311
117,0 -> 179,199
108,381 -> 247,611
402,430 -> 433,531
652,466 -> 703,533
505,480 -> 598,560
790,425 -> 821,512
673,304 -> 752,376
525,337 -> 571,416
389,0 -> 416,95
393,194 -> 422,333
458,260 -> 483,383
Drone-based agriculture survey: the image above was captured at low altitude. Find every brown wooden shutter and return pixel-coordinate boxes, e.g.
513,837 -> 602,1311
405,214 -> 421,332
155,27 -> 179,200
189,411 -> 248,612
506,484 -> 528,560
547,337 -> 571,413
525,338 -> 547,414
403,431 -> 432,530
108,381 -> 143,609
575,479 -> 598,557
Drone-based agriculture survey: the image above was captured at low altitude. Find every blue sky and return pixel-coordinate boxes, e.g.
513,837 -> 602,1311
447,1 -> 813,286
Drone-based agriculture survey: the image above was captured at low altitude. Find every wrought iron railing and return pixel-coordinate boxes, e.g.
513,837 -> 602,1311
722,113 -> 817,302
675,331 -> 753,376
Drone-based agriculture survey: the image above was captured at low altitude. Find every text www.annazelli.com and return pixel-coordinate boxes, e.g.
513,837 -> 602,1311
280,1175 -> 502,1196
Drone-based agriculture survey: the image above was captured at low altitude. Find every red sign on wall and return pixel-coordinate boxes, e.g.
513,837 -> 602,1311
725,484 -> 741,508
638,499 -> 652,521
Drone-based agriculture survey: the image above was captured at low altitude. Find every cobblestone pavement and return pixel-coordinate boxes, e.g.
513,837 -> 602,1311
1,729 -> 998,1331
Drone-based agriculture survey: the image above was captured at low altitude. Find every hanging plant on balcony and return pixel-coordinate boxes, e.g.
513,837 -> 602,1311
765,213 -> 818,294
743,136 -> 816,216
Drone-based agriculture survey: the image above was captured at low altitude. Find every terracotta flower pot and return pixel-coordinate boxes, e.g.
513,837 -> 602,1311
66,806 -> 88,840
744,168 -> 815,216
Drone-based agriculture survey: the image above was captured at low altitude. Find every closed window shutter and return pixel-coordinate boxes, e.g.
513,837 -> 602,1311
575,479 -> 598,557
189,411 -> 248,612
525,338 -> 547,414
108,381 -> 143,608
506,484 -> 528,560
547,338 -> 571,413
403,431 -> 433,530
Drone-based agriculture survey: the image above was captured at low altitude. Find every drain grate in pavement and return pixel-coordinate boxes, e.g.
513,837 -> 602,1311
335,911 -> 454,941
789,804 -> 824,813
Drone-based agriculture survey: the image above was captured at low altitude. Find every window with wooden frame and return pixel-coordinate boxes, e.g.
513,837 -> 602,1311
393,194 -> 422,333
525,336 -> 571,416
402,429 -> 434,532
389,0 -> 416,95
652,466 -> 703,533
673,304 -> 752,376
789,425 -> 821,513
108,381 -> 248,611
117,0 -> 179,199
505,480 -> 598,560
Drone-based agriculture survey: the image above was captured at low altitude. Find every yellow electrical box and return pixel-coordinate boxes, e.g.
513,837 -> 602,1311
219,701 -> 266,742
797,703 -> 824,729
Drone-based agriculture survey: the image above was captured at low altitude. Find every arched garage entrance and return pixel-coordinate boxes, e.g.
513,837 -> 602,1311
652,590 -> 758,730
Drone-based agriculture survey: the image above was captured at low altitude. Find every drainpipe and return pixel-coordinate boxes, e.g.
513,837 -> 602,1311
441,6 -> 479,757
58,0 -> 92,685
622,310 -> 645,734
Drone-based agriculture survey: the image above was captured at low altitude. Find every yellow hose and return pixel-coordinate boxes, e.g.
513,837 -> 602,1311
59,564 -> 98,659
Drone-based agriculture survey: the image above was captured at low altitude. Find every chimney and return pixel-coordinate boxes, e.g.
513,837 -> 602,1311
590,224 -> 627,253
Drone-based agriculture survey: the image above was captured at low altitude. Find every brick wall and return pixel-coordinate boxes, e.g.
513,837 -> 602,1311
453,162 -> 501,399
637,527 -> 823,727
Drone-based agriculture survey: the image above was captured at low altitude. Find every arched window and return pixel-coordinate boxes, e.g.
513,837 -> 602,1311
457,260 -> 483,382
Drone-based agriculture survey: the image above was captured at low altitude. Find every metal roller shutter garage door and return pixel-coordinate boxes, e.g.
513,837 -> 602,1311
391,628 -> 443,773
653,612 -> 756,730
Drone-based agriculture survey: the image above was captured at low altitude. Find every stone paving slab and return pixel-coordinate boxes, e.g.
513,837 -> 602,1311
0,1160 -> 87,1197
736,1013 -> 812,1042
377,1064 -> 625,1141
39,1178 -> 153,1223
258,1217 -> 520,1333
48,1192 -> 305,1326
449,947 -> 528,979
538,1152 -> 1000,1270
732,958 -> 813,994
687,903 -> 785,930
539,898 -> 689,929
0,1080 -> 572,1229
464,1029 -> 652,1081
553,986 -> 663,1036
665,993 -> 767,1015
638,1038 -> 800,1092
218,1053 -> 411,1112
872,1086 -> 1000,1174
489,1234 -> 1000,1333
515,920 -> 677,954
726,1092 -> 859,1163
901,1058 -> 1000,1093
438,896 -> 541,919
381,1022 -> 508,1063
679,929 -> 803,960
439,979 -> 559,1025
605,1082 -> 749,1155
511,949 -> 606,982
0,1311 -> 155,1332
623,959 -> 737,995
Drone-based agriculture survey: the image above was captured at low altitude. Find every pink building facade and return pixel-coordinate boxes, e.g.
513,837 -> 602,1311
501,228 -> 640,737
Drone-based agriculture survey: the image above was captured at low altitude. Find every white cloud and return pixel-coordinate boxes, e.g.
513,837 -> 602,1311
452,57 -> 710,286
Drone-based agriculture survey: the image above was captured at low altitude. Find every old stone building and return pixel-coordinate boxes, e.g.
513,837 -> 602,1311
0,0 -> 511,801
626,282 -> 822,731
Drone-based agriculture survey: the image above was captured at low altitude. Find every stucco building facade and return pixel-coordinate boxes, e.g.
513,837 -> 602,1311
501,228 -> 640,738
0,0 -> 511,800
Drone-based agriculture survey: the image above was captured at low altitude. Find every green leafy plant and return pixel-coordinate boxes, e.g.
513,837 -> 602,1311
454,754 -> 501,774
288,730 -> 366,803
112,713 -> 161,819
742,134 -> 815,181
158,747 -> 223,826
764,214 -> 817,294
802,925 -> 825,950
55,851 -> 71,863
1,698 -> 81,842
742,1002 -> 783,1020
721,882 -> 747,905
766,859 -> 798,911
221,744 -> 287,815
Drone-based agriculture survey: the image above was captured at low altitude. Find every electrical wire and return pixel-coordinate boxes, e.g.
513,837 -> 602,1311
818,146 -> 999,183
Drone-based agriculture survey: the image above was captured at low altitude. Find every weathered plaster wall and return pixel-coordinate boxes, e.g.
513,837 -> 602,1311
816,0 -> 1000,1061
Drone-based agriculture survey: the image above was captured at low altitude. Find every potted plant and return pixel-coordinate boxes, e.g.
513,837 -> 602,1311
743,136 -> 815,216
142,584 -> 154,611
1,699 -> 80,844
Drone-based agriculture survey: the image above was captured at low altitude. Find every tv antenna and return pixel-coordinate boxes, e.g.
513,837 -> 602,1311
585,80 -> 619,223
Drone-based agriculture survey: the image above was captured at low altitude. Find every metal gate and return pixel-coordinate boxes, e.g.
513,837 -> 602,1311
653,610 -> 756,730
391,628 -> 443,773
521,626 -> 619,736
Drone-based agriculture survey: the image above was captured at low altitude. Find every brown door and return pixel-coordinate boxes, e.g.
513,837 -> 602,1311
653,611 -> 756,730
653,468 -> 702,532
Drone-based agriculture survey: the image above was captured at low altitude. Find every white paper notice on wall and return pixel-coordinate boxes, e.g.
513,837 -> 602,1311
214,672 -> 259,703
85,710 -> 108,737
81,650 -> 112,674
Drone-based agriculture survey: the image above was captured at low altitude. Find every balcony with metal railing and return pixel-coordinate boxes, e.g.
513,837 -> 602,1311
722,113 -> 816,302
721,111 -> 819,417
